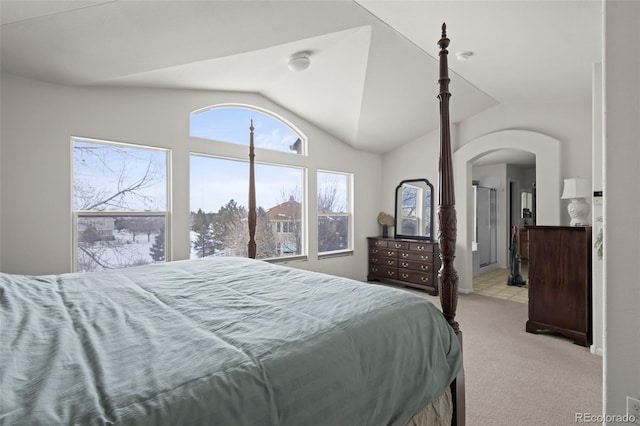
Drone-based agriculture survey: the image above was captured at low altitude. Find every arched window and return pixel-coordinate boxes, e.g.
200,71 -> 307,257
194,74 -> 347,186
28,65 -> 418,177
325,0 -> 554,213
190,105 -> 304,155
189,105 -> 307,260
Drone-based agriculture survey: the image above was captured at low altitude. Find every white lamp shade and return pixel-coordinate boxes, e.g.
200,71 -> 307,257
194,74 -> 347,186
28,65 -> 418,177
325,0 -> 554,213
561,177 -> 591,226
561,178 -> 590,199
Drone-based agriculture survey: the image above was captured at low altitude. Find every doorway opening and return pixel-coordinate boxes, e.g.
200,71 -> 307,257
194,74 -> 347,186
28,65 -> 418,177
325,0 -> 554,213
453,129 -> 561,295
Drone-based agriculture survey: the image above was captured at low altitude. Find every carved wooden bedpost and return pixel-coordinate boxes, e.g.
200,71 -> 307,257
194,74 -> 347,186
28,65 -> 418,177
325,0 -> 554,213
248,120 -> 257,259
437,23 -> 459,336
437,23 -> 464,426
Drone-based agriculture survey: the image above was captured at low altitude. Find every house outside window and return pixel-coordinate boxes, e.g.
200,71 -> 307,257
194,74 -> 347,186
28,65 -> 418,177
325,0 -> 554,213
267,197 -> 302,257
72,138 -> 169,272
317,170 -> 352,254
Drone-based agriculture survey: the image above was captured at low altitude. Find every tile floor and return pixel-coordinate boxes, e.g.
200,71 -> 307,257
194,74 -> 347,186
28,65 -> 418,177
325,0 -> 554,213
473,264 -> 529,304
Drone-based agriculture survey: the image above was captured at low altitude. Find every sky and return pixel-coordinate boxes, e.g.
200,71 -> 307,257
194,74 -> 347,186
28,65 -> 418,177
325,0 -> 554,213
190,106 -> 300,153
190,156 -> 303,213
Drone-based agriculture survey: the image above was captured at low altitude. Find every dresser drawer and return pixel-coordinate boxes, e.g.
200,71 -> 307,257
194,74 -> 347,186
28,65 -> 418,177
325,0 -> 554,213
370,256 -> 397,268
369,239 -> 388,248
409,242 -> 434,252
388,240 -> 409,250
398,271 -> 435,286
398,260 -> 433,273
369,265 -> 397,280
369,247 -> 398,258
398,251 -> 435,263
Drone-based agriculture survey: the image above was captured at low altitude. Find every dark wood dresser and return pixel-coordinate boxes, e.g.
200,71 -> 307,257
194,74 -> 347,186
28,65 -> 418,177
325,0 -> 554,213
526,226 -> 592,346
367,237 -> 440,295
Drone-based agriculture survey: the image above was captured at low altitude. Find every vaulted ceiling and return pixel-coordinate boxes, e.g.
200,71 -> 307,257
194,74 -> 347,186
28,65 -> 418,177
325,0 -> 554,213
0,1 -> 602,157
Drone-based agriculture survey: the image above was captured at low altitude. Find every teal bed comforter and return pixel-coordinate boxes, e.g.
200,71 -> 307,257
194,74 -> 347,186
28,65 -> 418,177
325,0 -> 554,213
1,257 -> 461,425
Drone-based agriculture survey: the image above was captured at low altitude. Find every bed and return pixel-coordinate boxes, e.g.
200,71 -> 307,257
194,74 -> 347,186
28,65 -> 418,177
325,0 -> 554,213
0,24 -> 463,425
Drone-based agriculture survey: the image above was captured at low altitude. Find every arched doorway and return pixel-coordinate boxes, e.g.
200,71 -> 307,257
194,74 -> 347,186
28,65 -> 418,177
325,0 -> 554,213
452,130 -> 562,293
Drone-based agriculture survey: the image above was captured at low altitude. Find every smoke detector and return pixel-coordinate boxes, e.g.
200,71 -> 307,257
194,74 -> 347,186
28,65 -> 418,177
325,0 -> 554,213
288,52 -> 311,71
456,51 -> 474,61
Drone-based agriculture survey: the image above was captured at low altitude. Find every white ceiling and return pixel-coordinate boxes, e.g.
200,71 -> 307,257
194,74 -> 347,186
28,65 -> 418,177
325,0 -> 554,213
0,0 -> 602,163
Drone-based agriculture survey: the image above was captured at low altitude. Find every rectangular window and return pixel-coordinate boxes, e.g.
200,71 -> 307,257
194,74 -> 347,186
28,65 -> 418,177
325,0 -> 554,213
190,154 -> 305,260
317,170 -> 352,255
72,138 -> 169,272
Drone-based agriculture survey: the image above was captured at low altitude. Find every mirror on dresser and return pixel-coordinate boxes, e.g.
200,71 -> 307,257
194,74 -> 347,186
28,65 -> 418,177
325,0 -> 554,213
394,178 -> 434,241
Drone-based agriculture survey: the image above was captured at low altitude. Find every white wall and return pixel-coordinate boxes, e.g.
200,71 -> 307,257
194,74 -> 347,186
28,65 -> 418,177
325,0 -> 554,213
603,0 -> 640,421
458,101 -> 593,186
0,74 -> 383,279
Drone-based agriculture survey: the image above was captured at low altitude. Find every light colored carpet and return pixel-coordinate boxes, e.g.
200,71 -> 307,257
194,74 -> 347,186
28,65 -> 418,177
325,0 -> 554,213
415,291 -> 602,426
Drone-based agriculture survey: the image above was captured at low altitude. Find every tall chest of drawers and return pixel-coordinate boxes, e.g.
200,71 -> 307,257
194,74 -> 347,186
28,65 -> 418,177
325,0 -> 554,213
367,237 -> 440,295
526,226 -> 592,346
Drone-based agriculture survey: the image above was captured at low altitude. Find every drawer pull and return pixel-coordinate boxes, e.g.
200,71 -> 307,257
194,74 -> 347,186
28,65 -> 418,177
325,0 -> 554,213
387,271 -> 394,276
417,245 -> 425,250
401,273 -> 409,279
387,260 -> 394,265
371,267 -> 379,272
387,251 -> 394,256
401,253 -> 409,258
420,255 -> 430,261
421,265 -> 428,270
401,262 -> 408,267
420,276 -> 430,282
394,243 -> 402,248
372,249 -> 378,254
372,259 -> 378,263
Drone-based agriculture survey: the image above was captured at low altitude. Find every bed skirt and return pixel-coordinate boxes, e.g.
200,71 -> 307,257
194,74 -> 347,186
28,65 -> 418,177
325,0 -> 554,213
406,388 -> 453,426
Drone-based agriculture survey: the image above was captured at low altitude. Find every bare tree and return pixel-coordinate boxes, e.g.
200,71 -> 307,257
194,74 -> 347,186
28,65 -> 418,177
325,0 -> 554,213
74,143 -> 164,211
317,178 -> 345,213
255,207 -> 276,258
317,178 -> 348,252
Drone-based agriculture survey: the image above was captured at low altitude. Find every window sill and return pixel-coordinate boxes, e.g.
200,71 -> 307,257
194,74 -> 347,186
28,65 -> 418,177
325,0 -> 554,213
318,250 -> 354,260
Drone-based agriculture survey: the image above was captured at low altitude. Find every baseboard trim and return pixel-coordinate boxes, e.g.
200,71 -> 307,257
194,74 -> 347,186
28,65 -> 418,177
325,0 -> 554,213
459,288 -> 473,295
590,345 -> 603,356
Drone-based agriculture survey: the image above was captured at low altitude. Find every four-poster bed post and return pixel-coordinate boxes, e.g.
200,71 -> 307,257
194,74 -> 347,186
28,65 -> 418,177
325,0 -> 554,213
248,119 -> 257,259
437,23 -> 464,426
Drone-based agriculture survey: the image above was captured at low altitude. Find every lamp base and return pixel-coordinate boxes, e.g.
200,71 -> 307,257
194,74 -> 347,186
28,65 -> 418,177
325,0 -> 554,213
567,198 -> 590,226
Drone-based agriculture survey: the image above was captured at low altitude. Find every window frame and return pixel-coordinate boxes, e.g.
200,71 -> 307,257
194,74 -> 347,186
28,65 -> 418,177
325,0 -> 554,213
71,137 -> 171,272
317,169 -> 354,258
